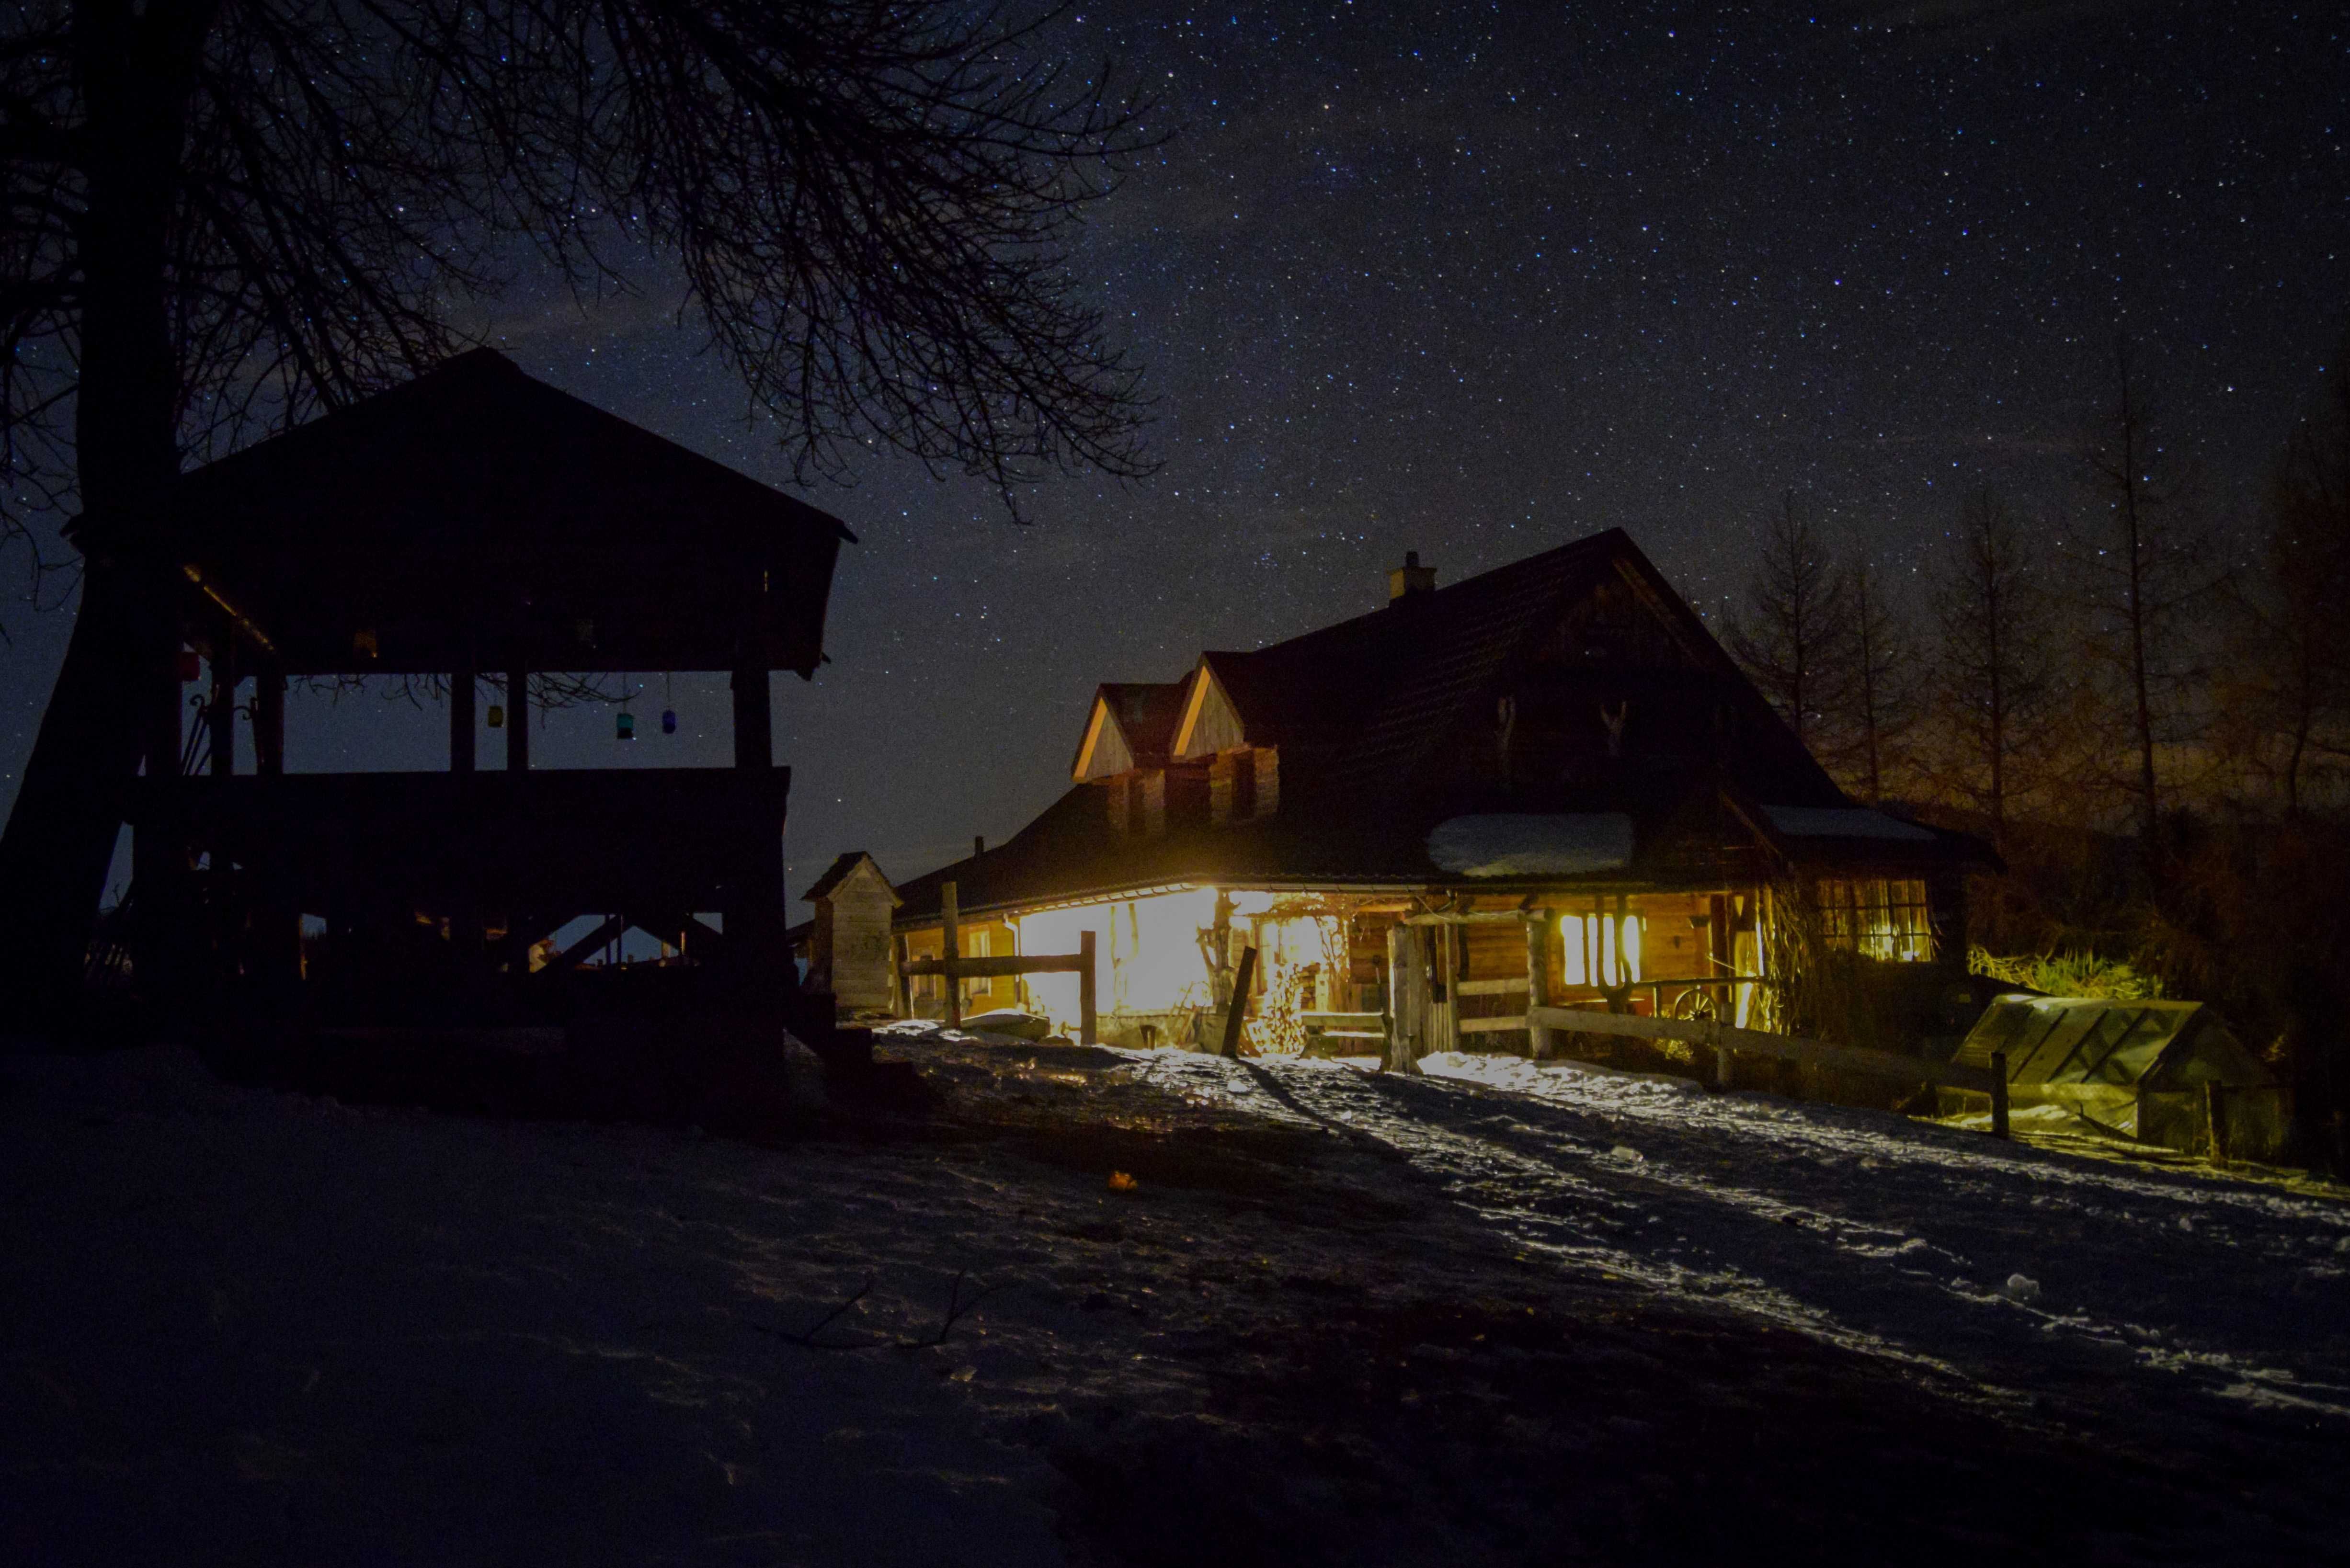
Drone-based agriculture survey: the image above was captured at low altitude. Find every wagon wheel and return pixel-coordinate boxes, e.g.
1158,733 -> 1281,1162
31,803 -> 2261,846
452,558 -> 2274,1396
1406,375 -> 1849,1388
1668,988 -> 1720,1023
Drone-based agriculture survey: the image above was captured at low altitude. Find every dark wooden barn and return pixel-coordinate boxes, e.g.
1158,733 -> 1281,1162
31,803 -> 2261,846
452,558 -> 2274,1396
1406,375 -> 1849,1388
127,348 -> 852,1047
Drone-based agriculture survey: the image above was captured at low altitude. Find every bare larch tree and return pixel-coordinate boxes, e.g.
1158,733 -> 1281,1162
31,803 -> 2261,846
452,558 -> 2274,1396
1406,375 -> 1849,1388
2227,346 -> 2350,817
2078,336 -> 2225,856
0,0 -> 1155,1012
1727,491 -> 1854,757
1840,555 -> 1921,802
1932,486 -> 2058,844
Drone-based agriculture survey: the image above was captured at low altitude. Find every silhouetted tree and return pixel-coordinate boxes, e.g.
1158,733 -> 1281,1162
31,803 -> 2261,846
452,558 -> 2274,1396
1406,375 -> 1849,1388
1839,556 -> 1922,802
2224,345 -> 2350,817
1728,492 -> 1854,755
1931,486 -> 2060,843
0,0 -> 1154,1012
2076,337 -> 2225,853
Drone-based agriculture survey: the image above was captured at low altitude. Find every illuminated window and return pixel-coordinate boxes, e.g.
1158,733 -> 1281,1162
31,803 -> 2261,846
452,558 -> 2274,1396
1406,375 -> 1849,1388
1815,879 -> 1933,963
1559,912 -> 1642,986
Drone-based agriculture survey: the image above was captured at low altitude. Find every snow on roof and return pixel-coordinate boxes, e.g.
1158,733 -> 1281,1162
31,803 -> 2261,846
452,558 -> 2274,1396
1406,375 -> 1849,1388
1762,805 -> 1937,842
1426,813 -> 1635,877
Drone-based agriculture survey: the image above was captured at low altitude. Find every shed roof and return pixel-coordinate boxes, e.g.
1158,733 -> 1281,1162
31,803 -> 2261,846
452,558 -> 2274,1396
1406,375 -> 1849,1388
802,851 -> 899,906
1954,995 -> 2273,1092
147,348 -> 855,676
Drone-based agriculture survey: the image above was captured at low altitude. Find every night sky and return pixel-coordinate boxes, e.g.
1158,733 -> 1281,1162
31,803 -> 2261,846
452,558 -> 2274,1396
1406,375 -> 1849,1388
0,1 -> 2344,909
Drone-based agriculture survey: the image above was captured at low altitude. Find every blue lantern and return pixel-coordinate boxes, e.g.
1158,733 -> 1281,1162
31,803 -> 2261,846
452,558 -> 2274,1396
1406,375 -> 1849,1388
661,709 -> 677,736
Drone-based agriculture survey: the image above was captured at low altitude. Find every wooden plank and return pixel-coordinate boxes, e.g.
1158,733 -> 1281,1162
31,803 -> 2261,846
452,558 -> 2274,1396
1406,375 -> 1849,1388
1525,1005 -> 1995,1091
1458,1014 -> 1530,1034
1402,909 -> 1546,926
899,953 -> 1090,978
1456,977 -> 1529,997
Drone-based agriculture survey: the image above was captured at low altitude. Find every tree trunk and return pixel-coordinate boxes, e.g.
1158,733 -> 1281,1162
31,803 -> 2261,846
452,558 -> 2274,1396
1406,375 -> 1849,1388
0,3 -> 205,1026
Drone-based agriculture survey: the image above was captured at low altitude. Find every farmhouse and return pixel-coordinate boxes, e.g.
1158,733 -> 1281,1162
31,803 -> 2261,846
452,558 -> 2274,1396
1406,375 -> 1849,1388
882,529 -> 1996,1061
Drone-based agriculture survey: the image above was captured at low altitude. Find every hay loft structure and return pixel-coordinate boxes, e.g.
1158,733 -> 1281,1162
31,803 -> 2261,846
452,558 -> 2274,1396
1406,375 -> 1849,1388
127,348 -> 853,1028
885,530 -> 1997,1058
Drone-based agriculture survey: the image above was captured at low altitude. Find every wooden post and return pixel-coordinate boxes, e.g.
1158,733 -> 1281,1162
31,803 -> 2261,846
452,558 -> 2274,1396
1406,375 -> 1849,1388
2206,1081 -> 2230,1167
1524,911 -> 1554,1060
892,932 -> 911,1018
1221,943 -> 1258,1058
941,880 -> 961,1029
254,669 -> 285,776
450,661 -> 476,773
1990,1050 -> 2010,1139
1713,1021 -> 1733,1091
208,643 -> 236,776
1385,924 -> 1423,1074
505,667 -> 529,770
1079,929 -> 1098,1045
731,663 -> 772,771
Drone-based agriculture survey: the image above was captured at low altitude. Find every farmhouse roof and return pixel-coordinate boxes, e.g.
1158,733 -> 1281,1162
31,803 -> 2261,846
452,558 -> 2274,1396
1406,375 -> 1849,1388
892,528 -> 1993,923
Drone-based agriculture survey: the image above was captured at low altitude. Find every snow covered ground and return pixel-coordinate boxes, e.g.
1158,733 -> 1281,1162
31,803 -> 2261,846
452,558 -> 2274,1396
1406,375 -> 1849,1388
4,1031 -> 2347,1564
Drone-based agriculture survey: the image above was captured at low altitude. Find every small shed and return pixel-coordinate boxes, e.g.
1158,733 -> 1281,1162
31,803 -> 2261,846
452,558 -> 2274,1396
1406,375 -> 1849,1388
803,853 -> 900,1018
1953,995 -> 2288,1160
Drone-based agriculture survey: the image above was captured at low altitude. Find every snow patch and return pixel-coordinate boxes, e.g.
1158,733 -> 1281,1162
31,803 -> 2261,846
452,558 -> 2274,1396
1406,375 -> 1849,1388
1426,813 -> 1634,876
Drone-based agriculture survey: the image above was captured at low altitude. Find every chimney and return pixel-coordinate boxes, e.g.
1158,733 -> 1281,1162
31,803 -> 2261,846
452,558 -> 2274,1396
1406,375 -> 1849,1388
1388,549 -> 1436,603
973,834 -> 986,857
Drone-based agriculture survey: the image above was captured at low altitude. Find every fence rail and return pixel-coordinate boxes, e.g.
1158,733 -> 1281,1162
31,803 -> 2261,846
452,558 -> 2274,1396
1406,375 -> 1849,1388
1509,1004 -> 1998,1093
895,879 -> 1098,1042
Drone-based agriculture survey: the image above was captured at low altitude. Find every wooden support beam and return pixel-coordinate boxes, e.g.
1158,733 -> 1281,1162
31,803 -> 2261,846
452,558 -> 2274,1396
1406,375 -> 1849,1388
1220,943 -> 1258,1058
505,668 -> 529,771
731,664 -> 772,771
254,669 -> 285,776
555,914 -> 628,970
208,644 -> 236,777
1526,911 -> 1554,1060
1079,930 -> 1098,1046
1384,924 -> 1424,1074
450,662 -> 476,773
892,932 -> 911,1017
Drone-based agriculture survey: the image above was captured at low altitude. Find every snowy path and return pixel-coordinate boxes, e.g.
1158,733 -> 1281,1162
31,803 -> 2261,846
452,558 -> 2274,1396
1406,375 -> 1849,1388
8,1034 -> 2349,1564
1118,1046 -> 2350,1432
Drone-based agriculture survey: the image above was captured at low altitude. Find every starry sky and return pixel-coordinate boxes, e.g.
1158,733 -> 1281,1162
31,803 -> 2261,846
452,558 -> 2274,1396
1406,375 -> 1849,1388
0,0 -> 2345,908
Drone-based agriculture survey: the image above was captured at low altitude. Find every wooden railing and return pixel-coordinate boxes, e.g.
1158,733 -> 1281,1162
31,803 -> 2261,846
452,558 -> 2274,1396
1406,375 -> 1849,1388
1505,1004 -> 1998,1093
895,880 -> 1098,1043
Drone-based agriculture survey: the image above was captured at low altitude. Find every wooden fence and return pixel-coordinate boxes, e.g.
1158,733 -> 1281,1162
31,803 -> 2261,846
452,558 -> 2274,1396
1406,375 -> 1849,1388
1493,1004 -> 1999,1094
894,880 -> 1098,1044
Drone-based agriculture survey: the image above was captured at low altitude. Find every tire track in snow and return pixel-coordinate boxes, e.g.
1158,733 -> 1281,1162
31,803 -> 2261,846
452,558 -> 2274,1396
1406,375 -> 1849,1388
1124,1048 -> 2350,1424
